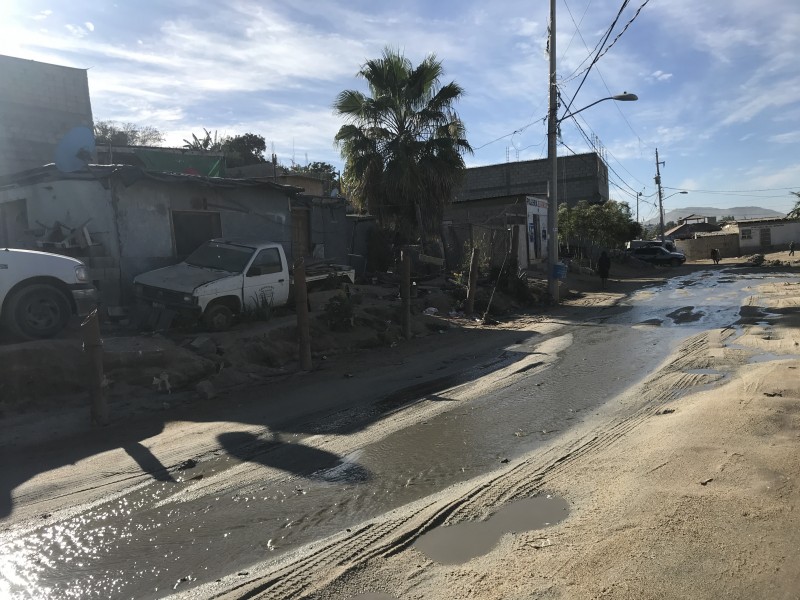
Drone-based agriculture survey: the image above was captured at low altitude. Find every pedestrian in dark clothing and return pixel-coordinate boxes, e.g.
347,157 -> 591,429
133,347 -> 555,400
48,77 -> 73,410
598,251 -> 611,289
790,241 -> 796,256
711,248 -> 721,265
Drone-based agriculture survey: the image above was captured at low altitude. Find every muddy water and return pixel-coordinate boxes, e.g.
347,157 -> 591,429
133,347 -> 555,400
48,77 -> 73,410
414,493 -> 568,564
2,269 -> 797,599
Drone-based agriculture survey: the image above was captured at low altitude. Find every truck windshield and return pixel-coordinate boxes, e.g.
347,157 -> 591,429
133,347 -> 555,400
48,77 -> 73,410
185,242 -> 255,272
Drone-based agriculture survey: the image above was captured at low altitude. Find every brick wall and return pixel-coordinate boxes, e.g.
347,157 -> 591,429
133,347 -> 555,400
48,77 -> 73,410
0,55 -> 94,175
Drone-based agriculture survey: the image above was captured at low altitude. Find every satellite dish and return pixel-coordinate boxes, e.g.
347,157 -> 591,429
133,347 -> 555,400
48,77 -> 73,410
54,126 -> 96,172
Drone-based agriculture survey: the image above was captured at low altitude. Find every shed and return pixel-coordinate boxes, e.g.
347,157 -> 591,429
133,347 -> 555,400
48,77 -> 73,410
0,164 -> 301,307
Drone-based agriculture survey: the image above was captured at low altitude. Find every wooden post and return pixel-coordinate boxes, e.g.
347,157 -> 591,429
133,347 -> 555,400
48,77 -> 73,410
466,247 -> 480,315
401,248 -> 412,340
294,257 -> 313,371
81,309 -> 109,426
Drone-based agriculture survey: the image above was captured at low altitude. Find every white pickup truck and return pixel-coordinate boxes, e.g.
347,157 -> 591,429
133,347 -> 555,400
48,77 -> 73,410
0,248 -> 98,339
133,239 -> 355,330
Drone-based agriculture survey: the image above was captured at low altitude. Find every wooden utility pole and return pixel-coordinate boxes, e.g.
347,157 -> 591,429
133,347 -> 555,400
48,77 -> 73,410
294,257 -> 313,370
81,309 -> 108,426
401,248 -> 412,339
466,246 -> 480,315
655,148 -> 666,243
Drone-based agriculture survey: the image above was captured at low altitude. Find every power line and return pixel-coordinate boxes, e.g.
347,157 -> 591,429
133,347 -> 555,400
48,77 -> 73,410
663,185 -> 800,193
561,0 -> 631,118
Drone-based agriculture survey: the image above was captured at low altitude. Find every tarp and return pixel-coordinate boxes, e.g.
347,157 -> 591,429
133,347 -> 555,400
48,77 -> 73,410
128,148 -> 225,177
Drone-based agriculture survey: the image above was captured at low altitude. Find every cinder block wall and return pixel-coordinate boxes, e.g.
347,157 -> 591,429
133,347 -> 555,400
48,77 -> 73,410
675,233 -> 740,260
0,55 -> 94,175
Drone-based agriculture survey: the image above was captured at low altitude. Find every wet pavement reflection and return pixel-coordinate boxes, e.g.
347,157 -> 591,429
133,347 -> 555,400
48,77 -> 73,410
2,268 -> 798,598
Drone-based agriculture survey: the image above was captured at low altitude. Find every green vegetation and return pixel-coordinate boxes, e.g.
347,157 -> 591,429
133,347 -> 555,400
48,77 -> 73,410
334,47 -> 472,242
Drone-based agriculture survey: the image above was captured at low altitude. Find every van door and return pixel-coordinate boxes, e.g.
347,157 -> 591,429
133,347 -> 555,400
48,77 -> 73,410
242,247 -> 289,309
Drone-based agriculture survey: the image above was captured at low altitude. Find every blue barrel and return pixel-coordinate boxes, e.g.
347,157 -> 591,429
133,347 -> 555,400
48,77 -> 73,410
552,263 -> 568,280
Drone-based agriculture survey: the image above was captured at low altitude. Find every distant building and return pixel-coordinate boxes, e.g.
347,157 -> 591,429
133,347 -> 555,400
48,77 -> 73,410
444,152 -> 610,266
664,214 -> 721,240
723,217 -> 800,252
0,55 -> 93,176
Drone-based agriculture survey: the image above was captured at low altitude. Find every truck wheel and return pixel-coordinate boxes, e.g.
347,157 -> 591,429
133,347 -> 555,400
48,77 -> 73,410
5,283 -> 71,339
203,304 -> 234,331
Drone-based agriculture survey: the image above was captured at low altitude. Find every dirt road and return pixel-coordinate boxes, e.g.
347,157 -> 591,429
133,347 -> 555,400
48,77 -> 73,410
1,263 -> 799,599
204,268 -> 800,600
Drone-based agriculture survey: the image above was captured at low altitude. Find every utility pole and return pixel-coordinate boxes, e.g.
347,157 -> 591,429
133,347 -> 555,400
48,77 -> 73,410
546,0 -> 559,302
636,191 -> 641,224
655,148 -> 665,243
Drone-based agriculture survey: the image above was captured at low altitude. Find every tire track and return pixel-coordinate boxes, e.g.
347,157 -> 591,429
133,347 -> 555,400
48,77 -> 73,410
199,330 -> 735,600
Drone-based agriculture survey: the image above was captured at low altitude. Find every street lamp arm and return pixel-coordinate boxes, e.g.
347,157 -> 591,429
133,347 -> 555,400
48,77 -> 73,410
558,93 -> 638,123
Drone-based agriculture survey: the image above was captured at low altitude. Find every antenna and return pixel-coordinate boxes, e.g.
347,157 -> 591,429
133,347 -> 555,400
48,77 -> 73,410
54,126 -> 95,172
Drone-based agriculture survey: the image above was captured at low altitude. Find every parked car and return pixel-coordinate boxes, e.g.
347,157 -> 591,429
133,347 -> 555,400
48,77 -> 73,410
630,246 -> 686,267
0,248 -> 98,339
133,239 -> 355,331
626,239 -> 678,253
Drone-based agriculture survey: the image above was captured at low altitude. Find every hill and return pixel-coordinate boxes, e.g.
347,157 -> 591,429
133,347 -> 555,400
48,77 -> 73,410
645,206 -> 785,225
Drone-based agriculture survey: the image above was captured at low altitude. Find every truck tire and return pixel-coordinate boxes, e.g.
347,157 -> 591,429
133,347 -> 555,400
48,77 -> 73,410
4,283 -> 71,339
202,303 -> 234,331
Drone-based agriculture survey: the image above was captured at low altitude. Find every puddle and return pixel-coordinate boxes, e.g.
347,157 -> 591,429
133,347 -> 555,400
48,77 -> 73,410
748,353 -> 800,364
414,494 -> 568,565
685,368 -> 725,376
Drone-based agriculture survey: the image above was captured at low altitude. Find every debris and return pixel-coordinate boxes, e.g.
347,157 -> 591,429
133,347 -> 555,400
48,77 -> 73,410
153,372 -> 172,394
764,392 -> 783,397
178,459 -> 198,470
422,307 -> 439,315
344,373 -> 354,378
700,478 -> 714,486
500,458 -> 510,464
195,379 -> 217,400
656,408 -> 676,415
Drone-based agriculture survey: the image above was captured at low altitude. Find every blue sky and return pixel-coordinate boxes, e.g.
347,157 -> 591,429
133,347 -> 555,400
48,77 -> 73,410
2,0 -> 799,217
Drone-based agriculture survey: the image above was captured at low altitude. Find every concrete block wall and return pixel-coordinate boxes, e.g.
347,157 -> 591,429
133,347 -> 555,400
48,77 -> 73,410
675,233 -> 740,260
0,55 -> 93,175
456,152 -> 609,207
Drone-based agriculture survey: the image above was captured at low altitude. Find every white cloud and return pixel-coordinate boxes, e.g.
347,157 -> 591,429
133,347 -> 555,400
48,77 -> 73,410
769,131 -> 800,144
65,24 -> 88,38
85,22 -> 94,32
649,70 -> 672,82
32,10 -> 52,21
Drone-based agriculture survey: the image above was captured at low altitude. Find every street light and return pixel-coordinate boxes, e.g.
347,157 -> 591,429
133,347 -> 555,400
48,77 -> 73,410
659,190 -> 688,241
546,91 -> 638,302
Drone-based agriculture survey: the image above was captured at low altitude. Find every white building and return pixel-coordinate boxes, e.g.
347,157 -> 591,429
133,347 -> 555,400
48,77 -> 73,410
723,217 -> 800,252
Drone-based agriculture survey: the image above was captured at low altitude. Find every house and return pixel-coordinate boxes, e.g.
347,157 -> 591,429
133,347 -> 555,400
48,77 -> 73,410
0,55 -> 94,176
722,217 -> 800,252
664,214 -> 721,240
444,152 -> 610,266
0,164 -> 301,307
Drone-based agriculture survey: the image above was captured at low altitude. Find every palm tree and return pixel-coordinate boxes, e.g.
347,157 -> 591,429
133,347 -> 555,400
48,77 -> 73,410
334,47 -> 472,242
789,191 -> 800,218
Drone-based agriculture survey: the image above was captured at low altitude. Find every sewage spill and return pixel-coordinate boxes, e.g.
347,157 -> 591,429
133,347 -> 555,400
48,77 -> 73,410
414,494 -> 568,565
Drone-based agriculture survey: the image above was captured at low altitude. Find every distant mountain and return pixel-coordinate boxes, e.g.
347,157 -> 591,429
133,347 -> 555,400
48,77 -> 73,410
644,206 -> 786,225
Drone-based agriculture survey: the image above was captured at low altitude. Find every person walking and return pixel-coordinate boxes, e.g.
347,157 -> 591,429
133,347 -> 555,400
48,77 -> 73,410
790,241 -> 795,256
598,251 -> 611,289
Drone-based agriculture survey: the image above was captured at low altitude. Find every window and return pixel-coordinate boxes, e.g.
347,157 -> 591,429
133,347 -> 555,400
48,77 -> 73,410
248,247 -> 283,276
741,228 -> 752,240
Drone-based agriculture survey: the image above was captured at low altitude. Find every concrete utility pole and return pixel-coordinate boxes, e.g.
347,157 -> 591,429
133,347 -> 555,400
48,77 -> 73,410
655,148 -> 666,243
547,0 -> 559,302
81,309 -> 108,426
